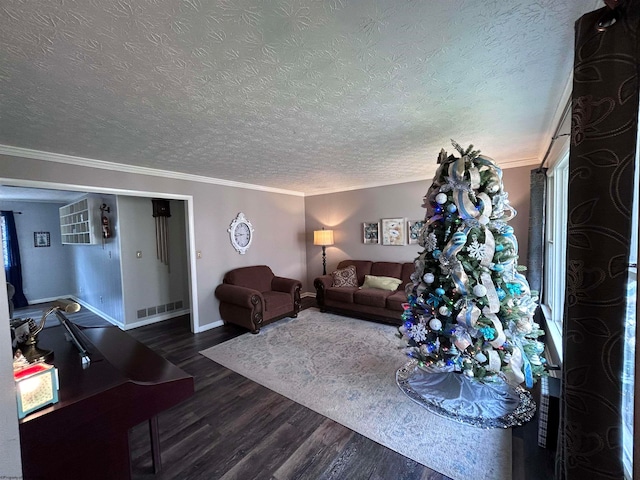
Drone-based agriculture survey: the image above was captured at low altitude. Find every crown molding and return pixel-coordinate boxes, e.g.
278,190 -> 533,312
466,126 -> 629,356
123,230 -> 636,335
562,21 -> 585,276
0,144 -> 305,197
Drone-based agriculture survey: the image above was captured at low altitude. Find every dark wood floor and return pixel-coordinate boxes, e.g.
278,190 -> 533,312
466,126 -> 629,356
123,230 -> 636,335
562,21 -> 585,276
125,297 -> 555,480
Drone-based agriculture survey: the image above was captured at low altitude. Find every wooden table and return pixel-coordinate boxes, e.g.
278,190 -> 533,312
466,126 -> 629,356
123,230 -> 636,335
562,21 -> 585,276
18,324 -> 194,480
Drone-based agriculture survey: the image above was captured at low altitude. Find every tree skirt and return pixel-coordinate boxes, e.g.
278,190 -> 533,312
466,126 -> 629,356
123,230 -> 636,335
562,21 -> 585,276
396,360 -> 536,429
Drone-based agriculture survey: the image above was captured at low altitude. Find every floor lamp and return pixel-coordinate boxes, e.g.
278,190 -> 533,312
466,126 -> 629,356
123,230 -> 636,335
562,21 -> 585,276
313,228 -> 334,275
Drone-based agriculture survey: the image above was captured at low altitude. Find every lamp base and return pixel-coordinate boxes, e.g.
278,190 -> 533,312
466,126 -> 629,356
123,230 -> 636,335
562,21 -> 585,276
20,342 -> 53,364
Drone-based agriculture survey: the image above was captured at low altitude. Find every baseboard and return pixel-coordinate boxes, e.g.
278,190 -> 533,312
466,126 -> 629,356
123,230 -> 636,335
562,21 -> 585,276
122,308 -> 191,330
194,319 -> 224,333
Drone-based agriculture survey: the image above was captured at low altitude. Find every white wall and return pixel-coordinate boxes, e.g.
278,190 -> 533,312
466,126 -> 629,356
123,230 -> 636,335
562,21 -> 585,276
118,197 -> 189,327
304,166 -> 532,289
0,200 -> 74,303
0,265 -> 22,476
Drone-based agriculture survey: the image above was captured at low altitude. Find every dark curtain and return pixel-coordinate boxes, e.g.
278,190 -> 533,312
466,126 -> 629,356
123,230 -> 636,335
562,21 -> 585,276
557,2 -> 639,479
1,211 -> 28,309
527,167 -> 547,297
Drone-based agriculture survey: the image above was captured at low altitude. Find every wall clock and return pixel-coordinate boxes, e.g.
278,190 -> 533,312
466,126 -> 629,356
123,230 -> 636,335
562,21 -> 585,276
228,212 -> 254,254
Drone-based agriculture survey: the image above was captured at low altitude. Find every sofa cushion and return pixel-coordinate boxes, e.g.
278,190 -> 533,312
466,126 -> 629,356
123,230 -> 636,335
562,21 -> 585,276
354,288 -> 392,308
370,262 -> 403,280
401,262 -> 414,285
336,260 -> 372,285
262,291 -> 293,318
361,275 -> 403,291
331,265 -> 358,287
325,286 -> 358,303
386,289 -> 409,312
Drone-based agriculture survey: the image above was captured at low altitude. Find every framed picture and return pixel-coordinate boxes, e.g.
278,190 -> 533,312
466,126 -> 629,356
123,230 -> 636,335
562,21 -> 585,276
362,222 -> 379,244
34,232 -> 50,248
381,218 -> 405,246
407,220 -> 426,245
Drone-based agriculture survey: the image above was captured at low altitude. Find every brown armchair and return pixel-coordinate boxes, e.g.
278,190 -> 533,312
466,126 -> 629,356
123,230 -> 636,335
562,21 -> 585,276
215,265 -> 302,333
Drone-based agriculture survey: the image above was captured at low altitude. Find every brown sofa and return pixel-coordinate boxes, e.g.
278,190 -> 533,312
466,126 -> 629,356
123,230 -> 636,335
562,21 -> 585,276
314,260 -> 414,325
215,265 -> 302,333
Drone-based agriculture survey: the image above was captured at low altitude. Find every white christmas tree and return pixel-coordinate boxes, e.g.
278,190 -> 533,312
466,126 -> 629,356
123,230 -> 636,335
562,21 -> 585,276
399,141 -> 546,387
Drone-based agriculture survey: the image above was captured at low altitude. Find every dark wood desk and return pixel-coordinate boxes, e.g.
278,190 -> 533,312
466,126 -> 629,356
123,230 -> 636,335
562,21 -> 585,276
18,324 -> 194,480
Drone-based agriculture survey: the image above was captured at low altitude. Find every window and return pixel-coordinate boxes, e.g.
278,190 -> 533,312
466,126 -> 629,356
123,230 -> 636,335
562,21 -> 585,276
542,152 -> 569,362
1,214 -> 8,272
621,134 -> 638,480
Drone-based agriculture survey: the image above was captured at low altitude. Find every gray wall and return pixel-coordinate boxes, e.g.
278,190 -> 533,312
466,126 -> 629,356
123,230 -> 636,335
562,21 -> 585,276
119,197 -> 190,327
0,153 -> 308,332
67,193 -> 125,324
0,200 -> 74,302
304,165 -> 532,289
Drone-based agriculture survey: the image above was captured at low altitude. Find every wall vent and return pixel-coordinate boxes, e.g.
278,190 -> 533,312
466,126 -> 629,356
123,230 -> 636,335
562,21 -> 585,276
175,300 -> 183,309
147,306 -> 157,316
166,302 -> 175,311
157,304 -> 166,314
137,309 -> 147,319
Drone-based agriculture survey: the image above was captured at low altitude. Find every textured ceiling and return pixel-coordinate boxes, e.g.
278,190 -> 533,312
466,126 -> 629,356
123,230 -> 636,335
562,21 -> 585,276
0,0 -> 601,195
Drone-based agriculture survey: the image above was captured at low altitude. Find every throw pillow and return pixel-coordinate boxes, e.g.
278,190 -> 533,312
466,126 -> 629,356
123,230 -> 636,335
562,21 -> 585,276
361,275 -> 402,291
331,265 -> 358,287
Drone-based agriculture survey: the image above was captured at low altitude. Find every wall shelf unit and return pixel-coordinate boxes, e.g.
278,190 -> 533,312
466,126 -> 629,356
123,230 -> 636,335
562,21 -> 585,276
59,197 -> 99,245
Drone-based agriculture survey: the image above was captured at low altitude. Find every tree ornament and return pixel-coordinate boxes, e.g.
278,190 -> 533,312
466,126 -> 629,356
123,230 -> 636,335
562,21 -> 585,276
423,273 -> 435,284
452,232 -> 467,245
435,192 -> 447,204
429,318 -> 442,331
447,203 -> 457,213
473,284 -> 487,297
438,305 -> 450,316
467,239 -> 486,260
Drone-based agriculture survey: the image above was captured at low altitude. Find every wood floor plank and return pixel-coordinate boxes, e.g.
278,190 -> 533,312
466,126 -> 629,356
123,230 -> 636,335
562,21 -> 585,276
126,301 -> 552,480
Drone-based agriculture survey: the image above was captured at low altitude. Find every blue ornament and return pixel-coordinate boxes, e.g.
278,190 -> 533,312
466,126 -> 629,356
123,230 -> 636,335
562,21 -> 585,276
495,244 -> 504,252
435,287 -> 445,296
452,232 -> 467,245
447,204 -> 457,213
503,226 -> 514,235
496,288 -> 506,300
404,321 -> 414,330
432,249 -> 441,259
492,264 -> 504,272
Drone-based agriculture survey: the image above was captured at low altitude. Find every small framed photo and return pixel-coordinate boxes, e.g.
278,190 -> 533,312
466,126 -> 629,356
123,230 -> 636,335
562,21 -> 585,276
34,232 -> 50,248
381,218 -> 405,246
407,220 -> 426,245
362,222 -> 379,244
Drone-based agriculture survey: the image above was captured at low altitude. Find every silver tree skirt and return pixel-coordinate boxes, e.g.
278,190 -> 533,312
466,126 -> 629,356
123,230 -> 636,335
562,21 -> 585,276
396,360 -> 536,429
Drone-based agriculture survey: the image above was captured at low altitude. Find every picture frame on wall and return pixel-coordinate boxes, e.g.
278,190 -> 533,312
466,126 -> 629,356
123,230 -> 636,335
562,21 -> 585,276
34,232 -> 50,248
362,222 -> 380,244
381,218 -> 405,246
407,220 -> 426,245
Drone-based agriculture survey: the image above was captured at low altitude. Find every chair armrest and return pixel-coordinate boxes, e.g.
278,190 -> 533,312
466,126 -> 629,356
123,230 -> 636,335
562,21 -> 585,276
215,284 -> 263,308
271,276 -> 302,295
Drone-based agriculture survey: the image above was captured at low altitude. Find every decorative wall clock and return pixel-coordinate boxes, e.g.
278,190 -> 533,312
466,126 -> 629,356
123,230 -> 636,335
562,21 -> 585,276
228,212 -> 254,254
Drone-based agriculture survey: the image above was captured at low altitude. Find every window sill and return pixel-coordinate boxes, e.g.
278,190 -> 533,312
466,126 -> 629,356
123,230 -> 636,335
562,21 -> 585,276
541,304 -> 563,368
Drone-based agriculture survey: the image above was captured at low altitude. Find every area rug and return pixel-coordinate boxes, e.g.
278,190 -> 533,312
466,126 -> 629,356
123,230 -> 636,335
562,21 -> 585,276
200,308 -> 511,480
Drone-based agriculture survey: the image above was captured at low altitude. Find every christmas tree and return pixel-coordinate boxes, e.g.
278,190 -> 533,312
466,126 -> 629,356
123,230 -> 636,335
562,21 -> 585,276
399,141 -> 546,388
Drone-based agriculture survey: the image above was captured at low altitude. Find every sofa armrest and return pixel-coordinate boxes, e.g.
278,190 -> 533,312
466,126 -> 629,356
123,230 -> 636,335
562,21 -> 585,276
314,274 -> 333,290
215,284 -> 263,309
313,275 -> 333,310
271,276 -> 302,295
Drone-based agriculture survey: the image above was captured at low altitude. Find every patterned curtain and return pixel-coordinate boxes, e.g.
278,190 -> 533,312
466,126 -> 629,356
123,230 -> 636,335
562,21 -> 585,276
556,2 -> 639,479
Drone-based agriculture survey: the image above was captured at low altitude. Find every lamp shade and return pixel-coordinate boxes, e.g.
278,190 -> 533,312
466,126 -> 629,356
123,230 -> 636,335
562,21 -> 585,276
313,229 -> 334,246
